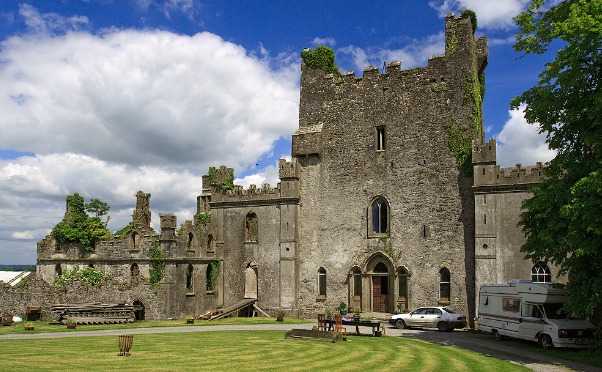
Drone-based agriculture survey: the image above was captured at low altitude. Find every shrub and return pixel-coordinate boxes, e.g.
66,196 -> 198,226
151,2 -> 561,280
301,46 -> 339,75
53,266 -> 106,288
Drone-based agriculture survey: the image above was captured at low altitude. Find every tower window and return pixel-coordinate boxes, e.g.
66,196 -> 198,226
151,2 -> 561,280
376,127 -> 385,151
531,262 -> 551,283
439,268 -> 451,304
318,267 -> 327,296
186,264 -> 193,290
371,197 -> 389,234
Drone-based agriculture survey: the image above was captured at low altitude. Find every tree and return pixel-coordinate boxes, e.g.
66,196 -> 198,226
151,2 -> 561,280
513,0 -> 602,317
85,198 -> 110,227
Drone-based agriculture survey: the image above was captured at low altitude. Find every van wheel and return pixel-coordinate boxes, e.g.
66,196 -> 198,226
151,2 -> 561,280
539,334 -> 553,349
395,320 -> 406,329
437,322 -> 449,332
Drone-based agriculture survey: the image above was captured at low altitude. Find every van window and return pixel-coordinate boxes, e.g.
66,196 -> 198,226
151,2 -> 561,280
502,297 -> 520,312
522,303 -> 543,318
542,303 -> 569,319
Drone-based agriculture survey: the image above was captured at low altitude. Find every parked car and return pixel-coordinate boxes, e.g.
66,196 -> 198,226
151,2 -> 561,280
390,307 -> 466,331
478,281 -> 595,349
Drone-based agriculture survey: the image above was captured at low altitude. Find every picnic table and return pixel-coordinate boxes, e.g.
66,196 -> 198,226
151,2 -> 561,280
322,317 -> 383,336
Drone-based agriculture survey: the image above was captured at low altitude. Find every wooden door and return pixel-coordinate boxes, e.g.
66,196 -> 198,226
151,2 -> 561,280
372,276 -> 386,313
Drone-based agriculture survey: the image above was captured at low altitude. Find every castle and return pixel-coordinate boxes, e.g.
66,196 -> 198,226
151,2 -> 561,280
4,14 -> 554,322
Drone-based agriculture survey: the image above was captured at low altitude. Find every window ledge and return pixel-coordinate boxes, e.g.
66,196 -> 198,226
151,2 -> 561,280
438,300 -> 450,306
367,233 -> 390,239
316,295 -> 326,302
185,292 -> 195,297
206,290 -> 216,295
376,149 -> 385,153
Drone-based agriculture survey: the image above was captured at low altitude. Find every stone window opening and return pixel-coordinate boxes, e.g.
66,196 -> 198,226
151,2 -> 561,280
483,214 -> 487,224
482,168 -> 486,175
207,234 -> 214,253
55,264 -> 62,276
398,267 -> 409,311
245,212 -> 258,242
318,267 -> 327,297
131,232 -> 139,250
483,194 -> 487,204
186,264 -> 194,290
187,232 -> 194,250
482,244 -> 488,250
531,262 -> 551,283
421,225 -> 430,239
439,267 -> 451,304
376,127 -> 385,151
370,197 -> 389,235
130,263 -> 140,285
88,263 -> 94,268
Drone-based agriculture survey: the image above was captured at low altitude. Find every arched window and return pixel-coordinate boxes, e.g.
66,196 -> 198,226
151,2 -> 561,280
439,268 -> 451,304
398,267 -> 409,310
186,264 -> 193,290
245,212 -> 258,242
352,267 -> 362,297
187,232 -> 194,250
371,197 -> 389,234
531,262 -> 551,283
318,267 -> 327,296
55,264 -> 62,276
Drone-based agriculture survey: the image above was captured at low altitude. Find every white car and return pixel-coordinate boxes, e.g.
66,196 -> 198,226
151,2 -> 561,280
390,307 -> 466,331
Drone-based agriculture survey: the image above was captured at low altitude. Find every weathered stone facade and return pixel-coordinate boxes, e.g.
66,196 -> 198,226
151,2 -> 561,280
4,14 -> 551,322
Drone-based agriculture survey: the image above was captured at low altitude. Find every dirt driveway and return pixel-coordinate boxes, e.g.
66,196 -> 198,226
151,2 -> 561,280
384,324 -> 599,372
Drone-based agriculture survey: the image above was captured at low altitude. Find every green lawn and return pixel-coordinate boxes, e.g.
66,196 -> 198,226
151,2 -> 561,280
0,330 -> 527,371
0,317 -> 309,335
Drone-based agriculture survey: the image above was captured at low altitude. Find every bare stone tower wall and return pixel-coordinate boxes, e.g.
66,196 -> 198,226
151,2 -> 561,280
293,14 -> 485,318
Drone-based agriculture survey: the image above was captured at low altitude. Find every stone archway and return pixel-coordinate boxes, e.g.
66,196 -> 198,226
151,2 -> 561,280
244,263 -> 258,299
364,253 -> 395,313
133,300 -> 145,321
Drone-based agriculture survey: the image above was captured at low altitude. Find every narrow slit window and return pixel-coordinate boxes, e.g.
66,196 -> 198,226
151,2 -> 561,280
376,127 -> 385,151
318,267 -> 327,296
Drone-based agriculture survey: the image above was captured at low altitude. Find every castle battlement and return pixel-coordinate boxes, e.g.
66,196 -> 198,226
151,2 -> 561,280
473,138 -> 545,190
210,183 -> 282,203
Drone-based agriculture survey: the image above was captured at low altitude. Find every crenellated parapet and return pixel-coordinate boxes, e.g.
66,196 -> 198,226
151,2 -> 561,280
278,158 -> 298,180
473,138 -> 545,191
211,183 -> 282,203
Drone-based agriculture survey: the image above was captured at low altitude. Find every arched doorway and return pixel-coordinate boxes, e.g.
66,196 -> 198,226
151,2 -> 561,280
365,253 -> 395,313
133,300 -> 145,321
244,264 -> 258,299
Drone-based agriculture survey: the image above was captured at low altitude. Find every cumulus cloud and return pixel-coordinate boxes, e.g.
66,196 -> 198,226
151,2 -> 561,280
19,3 -> 89,34
0,29 -> 299,169
429,0 -> 529,29
311,37 -> 336,47
337,33 -> 444,72
496,105 -> 556,166
233,156 -> 290,188
0,153 -> 201,262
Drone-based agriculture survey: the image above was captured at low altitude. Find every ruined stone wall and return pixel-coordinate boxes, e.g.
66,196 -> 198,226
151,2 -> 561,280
294,14 -> 483,318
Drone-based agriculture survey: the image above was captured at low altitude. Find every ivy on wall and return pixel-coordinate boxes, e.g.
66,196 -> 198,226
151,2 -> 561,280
301,46 -> 339,75
148,241 -> 166,286
53,266 -> 106,288
114,222 -> 133,238
207,167 -> 235,192
195,212 -> 211,226
52,193 -> 111,254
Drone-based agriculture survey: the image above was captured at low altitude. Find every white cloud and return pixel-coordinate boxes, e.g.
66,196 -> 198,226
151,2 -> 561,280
429,0 -> 529,29
0,153 -> 202,263
496,105 -> 556,166
311,37 -> 336,47
0,29 -> 299,170
19,3 -> 89,34
11,231 -> 35,240
233,157 -> 288,188
338,33 -> 444,72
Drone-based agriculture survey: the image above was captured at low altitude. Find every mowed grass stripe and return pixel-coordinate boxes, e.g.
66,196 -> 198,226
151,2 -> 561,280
0,331 -> 529,371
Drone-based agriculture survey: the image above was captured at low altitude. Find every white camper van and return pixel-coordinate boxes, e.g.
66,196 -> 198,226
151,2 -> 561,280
478,281 -> 594,348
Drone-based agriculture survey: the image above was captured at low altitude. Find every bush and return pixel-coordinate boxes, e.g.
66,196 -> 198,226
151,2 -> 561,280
301,46 -> 338,75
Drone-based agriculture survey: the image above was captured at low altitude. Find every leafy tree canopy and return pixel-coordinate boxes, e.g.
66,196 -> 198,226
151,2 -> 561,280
514,0 -> 602,317
52,193 -> 112,254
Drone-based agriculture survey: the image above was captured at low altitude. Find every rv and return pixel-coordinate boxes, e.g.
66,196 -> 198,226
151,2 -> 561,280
478,281 -> 595,348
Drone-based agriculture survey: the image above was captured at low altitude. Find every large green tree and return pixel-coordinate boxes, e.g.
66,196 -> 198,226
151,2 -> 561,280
513,0 -> 602,317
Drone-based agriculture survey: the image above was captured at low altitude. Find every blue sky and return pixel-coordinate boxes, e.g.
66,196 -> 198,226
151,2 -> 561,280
0,0 -> 558,264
